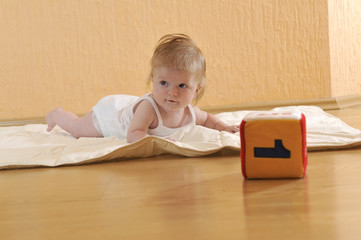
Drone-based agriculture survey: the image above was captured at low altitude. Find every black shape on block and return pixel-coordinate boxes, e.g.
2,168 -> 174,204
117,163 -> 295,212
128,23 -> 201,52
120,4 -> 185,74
254,139 -> 291,158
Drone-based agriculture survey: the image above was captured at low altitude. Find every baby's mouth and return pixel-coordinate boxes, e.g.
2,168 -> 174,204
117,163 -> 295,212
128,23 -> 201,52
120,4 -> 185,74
167,99 -> 177,103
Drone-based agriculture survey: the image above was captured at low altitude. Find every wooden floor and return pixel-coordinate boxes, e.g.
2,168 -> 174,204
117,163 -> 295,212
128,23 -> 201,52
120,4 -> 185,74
2,107 -> 361,240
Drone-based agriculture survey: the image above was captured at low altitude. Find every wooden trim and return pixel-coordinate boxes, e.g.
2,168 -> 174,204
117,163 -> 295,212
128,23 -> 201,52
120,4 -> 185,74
335,95 -> 361,109
0,118 -> 45,127
1,95 -> 361,126
202,95 -> 361,114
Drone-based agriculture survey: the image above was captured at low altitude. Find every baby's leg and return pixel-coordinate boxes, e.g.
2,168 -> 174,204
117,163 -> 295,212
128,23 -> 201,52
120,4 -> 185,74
46,108 -> 103,138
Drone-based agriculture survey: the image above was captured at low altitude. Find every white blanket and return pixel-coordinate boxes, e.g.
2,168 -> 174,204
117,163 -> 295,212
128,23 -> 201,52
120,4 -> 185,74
1,106 -> 361,169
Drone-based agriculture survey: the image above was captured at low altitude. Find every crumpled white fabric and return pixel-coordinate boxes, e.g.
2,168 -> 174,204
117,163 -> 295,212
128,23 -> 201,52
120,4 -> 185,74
1,106 -> 360,169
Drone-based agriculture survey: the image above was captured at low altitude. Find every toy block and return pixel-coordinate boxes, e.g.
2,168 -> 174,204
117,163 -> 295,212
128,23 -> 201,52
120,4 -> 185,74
240,111 -> 307,179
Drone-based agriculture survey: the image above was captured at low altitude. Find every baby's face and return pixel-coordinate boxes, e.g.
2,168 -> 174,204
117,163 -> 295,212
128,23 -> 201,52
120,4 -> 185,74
152,66 -> 199,113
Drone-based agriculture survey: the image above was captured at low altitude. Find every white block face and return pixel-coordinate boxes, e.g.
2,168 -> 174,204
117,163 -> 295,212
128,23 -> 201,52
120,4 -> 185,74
243,110 -> 303,122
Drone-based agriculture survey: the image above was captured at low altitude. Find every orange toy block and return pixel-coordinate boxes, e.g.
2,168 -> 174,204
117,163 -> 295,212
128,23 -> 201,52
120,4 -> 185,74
240,111 -> 307,179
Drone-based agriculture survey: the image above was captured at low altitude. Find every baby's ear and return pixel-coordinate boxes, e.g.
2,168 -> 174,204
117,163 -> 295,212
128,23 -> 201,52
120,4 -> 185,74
196,84 -> 201,92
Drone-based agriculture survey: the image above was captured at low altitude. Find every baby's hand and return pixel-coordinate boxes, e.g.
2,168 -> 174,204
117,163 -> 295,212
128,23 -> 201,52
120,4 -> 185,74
223,125 -> 240,133
164,136 -> 177,142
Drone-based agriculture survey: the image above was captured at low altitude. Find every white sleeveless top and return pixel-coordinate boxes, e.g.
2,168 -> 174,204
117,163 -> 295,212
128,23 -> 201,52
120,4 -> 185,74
92,93 -> 196,139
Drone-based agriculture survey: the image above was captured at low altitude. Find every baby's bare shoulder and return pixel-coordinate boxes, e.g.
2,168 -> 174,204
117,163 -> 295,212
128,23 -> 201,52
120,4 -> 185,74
133,99 -> 158,127
133,99 -> 154,113
191,106 -> 208,125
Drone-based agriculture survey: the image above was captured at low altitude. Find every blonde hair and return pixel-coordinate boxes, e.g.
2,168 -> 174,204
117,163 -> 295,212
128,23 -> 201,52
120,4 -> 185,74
147,34 -> 206,104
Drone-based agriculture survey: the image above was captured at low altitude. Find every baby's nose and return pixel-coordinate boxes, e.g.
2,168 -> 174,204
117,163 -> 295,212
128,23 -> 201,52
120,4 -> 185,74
169,87 -> 178,96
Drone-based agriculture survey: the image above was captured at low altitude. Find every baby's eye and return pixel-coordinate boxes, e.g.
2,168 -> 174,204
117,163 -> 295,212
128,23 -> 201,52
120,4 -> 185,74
160,81 -> 167,86
179,83 -> 187,89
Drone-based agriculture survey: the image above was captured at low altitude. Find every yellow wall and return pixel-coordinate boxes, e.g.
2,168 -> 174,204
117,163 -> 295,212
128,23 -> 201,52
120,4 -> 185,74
328,0 -> 361,97
0,0 -> 357,120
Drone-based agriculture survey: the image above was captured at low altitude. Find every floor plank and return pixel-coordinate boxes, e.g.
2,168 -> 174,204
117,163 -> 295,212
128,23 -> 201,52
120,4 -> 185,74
1,107 -> 361,239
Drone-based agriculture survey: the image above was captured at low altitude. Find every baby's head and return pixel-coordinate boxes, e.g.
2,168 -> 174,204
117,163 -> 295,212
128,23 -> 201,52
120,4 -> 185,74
147,34 -> 206,104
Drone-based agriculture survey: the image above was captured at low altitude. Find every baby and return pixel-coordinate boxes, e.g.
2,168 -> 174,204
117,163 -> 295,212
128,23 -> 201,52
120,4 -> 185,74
46,34 -> 239,142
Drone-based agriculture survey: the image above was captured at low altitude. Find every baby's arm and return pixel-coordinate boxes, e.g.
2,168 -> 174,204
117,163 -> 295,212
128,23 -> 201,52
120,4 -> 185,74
127,100 -> 156,143
193,106 -> 240,133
